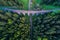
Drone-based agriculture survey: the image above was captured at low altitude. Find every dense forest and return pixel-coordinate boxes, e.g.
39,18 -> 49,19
0,10 -> 60,40
41,0 -> 60,6
0,0 -> 28,10
0,0 -> 60,10
0,0 -> 60,40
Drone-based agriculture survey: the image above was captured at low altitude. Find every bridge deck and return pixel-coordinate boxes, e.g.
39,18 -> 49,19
5,9 -> 53,15
3,8 -> 60,15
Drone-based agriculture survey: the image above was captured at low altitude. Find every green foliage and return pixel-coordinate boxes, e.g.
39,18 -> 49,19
38,37 -> 41,40
41,0 -> 60,6
0,0 -> 60,10
0,11 -> 60,40
0,11 -> 30,40
41,5 -> 60,10
0,0 -> 25,9
32,12 -> 60,40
